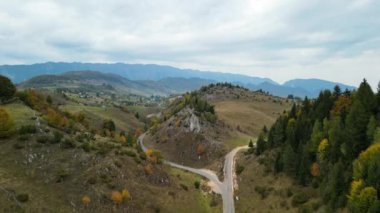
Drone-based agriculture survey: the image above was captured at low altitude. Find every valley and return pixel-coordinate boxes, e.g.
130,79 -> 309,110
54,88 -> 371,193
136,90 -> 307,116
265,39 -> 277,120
1,71 -> 378,213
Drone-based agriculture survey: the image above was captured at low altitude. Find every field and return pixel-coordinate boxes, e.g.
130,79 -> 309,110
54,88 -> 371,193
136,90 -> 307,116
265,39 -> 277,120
60,104 -> 144,131
214,99 -> 291,149
1,102 -> 35,128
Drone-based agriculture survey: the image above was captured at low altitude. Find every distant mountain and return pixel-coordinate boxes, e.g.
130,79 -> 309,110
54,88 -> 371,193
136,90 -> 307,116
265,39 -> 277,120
0,62 -> 276,85
19,71 -> 216,96
1,62 -> 356,98
283,79 -> 356,97
247,82 -> 313,98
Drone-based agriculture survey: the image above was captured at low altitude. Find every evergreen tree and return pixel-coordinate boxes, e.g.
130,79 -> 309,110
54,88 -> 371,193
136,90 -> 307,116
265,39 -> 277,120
346,101 -> 371,159
327,116 -> 344,163
283,144 -> 297,177
356,79 -> 376,114
333,85 -> 342,98
367,116 -> 377,144
255,133 -> 266,155
286,118 -> 297,150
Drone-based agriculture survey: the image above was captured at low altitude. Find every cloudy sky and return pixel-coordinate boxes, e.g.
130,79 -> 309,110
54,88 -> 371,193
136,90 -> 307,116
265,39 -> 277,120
0,0 -> 379,87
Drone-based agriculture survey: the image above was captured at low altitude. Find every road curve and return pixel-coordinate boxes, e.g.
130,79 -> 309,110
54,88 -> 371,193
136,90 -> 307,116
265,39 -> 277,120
138,133 -> 248,213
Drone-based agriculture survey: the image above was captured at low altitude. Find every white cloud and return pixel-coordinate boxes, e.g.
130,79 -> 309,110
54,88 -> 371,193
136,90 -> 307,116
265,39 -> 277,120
0,0 -> 379,88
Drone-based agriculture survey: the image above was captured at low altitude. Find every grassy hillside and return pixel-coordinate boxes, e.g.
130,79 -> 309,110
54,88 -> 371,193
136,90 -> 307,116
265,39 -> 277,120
0,88 -> 222,212
144,83 -> 292,168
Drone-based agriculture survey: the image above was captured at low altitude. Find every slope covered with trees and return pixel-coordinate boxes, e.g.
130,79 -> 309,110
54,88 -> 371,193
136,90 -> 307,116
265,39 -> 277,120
256,80 -> 380,212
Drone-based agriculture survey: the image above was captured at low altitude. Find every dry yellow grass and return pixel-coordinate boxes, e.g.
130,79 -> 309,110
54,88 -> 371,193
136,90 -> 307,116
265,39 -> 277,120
214,100 -> 291,148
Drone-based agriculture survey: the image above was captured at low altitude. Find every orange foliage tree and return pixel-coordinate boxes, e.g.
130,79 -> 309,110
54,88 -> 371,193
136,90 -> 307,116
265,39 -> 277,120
111,191 -> 123,204
144,164 -> 153,175
310,162 -> 320,177
81,195 -> 91,206
196,144 -> 206,156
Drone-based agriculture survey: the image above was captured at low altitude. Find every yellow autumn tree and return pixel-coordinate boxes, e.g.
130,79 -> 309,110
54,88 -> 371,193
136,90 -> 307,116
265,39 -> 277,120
122,189 -> 131,200
317,138 -> 329,160
111,191 -> 123,204
0,108 -> 14,138
81,195 -> 91,206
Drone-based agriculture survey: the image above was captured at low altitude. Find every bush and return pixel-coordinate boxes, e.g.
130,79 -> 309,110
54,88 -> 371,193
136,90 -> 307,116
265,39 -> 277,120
18,135 -> 29,141
180,184 -> 188,191
194,180 -> 200,189
16,193 -> 29,203
0,75 -> 16,102
51,131 -> 63,144
254,186 -> 273,199
13,142 -> 25,149
61,138 -> 76,149
19,125 -> 37,134
56,168 -> 70,182
291,192 -> 309,206
80,142 -> 91,152
0,108 -> 14,138
236,164 -> 245,175
36,135 -> 50,144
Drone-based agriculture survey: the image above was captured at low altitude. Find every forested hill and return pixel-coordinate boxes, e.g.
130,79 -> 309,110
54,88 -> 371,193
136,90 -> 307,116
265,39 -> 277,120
255,80 -> 380,212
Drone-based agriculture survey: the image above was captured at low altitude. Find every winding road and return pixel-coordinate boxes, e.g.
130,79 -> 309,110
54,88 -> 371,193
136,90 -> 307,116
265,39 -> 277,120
138,133 -> 248,213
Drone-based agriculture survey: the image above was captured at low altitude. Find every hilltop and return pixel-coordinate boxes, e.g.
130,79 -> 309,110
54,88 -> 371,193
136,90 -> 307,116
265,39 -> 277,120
143,83 -> 292,168
19,71 -> 215,97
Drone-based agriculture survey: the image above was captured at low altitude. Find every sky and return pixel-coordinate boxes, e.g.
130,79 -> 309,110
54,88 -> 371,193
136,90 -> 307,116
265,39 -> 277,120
0,0 -> 380,88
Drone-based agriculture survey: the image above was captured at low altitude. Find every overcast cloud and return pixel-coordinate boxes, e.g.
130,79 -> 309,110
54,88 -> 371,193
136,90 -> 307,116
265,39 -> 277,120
0,0 -> 379,87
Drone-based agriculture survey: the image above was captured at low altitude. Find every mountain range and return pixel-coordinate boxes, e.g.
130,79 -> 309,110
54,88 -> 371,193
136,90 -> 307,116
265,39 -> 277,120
0,62 -> 356,98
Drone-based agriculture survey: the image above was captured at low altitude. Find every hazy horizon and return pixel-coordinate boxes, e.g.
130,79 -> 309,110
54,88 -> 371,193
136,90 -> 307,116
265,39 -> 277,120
1,0 -> 379,88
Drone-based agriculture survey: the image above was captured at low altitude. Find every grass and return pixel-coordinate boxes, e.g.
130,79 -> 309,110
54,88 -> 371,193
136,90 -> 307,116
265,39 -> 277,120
1,102 -> 35,128
215,100 -> 289,138
226,133 -> 256,150
235,153 -> 322,213
60,104 -> 143,131
165,167 -> 222,213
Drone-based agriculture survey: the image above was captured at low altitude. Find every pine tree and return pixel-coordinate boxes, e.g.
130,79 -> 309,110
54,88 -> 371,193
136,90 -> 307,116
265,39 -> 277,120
367,116 -> 377,144
283,144 -> 297,177
255,133 -> 266,155
346,101 -> 371,159
356,79 -> 376,114
328,116 -> 344,163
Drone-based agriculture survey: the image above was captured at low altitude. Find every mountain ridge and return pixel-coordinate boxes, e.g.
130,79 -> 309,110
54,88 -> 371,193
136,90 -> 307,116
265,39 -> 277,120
1,62 -> 356,98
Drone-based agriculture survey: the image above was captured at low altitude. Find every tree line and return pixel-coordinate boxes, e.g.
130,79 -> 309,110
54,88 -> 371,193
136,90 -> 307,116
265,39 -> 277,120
256,80 -> 380,212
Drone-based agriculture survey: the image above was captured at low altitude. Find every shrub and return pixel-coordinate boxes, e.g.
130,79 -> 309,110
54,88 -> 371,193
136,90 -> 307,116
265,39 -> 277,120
61,138 -> 76,149
36,135 -> 50,144
180,184 -> 188,191
81,142 -> 91,152
236,164 -> 245,175
16,193 -> 29,203
13,143 -> 25,149
19,125 -> 37,134
194,181 -> 200,189
56,168 -> 70,182
291,192 -> 309,206
0,108 -> 14,138
111,191 -> 123,204
51,131 -> 63,144
81,195 -> 91,206
121,189 -> 131,200
0,75 -> 16,102
18,135 -> 29,141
